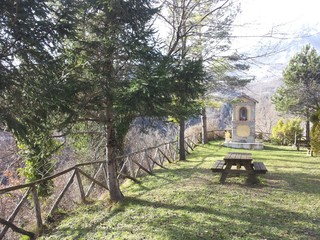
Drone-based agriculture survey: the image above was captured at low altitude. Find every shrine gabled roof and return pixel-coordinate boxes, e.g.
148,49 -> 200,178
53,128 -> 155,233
234,93 -> 258,103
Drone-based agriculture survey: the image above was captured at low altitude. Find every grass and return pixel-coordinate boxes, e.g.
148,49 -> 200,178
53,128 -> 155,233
39,141 -> 320,240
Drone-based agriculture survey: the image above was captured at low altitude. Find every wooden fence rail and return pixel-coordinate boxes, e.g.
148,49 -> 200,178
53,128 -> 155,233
0,136 -> 198,239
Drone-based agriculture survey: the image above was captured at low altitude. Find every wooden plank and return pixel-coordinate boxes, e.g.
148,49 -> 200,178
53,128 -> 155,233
144,151 -> 152,172
158,148 -> 172,163
31,185 -> 43,229
127,157 -> 135,177
153,148 -> 161,166
48,171 -> 76,218
0,188 -> 31,239
77,168 -> 109,190
0,167 -> 75,194
223,170 -> 255,175
212,160 -> 225,169
211,160 -> 225,172
253,162 -> 268,174
170,142 -> 178,161
0,218 -> 35,239
185,140 -> 194,151
85,163 -> 104,197
115,140 -> 178,160
117,158 -> 128,179
131,159 -> 153,175
187,137 -> 198,149
224,152 -> 252,161
102,162 -> 109,189
75,168 -> 86,203
253,162 -> 266,171
117,172 -> 140,183
147,154 -> 167,169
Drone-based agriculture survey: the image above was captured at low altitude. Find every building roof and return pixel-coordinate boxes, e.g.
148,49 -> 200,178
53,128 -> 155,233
234,93 -> 258,103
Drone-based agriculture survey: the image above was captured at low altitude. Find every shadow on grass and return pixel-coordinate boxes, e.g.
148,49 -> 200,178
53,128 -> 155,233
147,167 -> 214,185
255,156 -> 320,165
119,196 -> 320,240
42,187 -> 320,240
263,145 -> 302,152
266,172 -> 320,194
42,201 -> 122,239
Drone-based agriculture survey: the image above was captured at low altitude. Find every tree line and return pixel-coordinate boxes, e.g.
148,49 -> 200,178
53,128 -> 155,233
1,0 -> 249,202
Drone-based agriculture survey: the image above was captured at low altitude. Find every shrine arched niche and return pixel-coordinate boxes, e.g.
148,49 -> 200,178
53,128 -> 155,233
239,107 -> 248,121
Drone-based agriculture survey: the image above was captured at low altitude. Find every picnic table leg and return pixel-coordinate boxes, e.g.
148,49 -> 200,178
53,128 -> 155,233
243,163 -> 259,184
220,163 -> 232,183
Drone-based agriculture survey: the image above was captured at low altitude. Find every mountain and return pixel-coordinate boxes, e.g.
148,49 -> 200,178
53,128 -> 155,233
235,25 -> 320,132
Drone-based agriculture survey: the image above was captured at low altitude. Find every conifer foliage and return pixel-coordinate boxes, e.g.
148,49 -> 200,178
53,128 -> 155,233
1,0 -> 241,201
273,44 -> 320,143
0,0 -> 78,195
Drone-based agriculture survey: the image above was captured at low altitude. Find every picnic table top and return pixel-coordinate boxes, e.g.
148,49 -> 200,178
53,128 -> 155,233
223,152 -> 252,161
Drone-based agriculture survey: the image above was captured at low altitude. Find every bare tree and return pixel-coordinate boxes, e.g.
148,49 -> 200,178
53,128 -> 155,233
157,0 -> 241,152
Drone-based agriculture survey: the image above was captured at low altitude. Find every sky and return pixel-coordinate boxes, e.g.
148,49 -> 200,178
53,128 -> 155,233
232,0 -> 320,62
236,0 -> 320,28
156,0 -> 320,79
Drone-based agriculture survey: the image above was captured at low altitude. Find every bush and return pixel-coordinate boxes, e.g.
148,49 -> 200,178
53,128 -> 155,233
271,118 -> 303,145
311,111 -> 320,155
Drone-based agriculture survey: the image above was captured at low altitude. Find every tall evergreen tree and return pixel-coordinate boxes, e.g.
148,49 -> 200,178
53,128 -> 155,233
67,0 -> 161,201
0,0 -> 79,194
272,44 -> 320,142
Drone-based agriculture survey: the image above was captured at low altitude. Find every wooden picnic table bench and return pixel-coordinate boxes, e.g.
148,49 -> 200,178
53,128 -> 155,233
211,152 -> 267,183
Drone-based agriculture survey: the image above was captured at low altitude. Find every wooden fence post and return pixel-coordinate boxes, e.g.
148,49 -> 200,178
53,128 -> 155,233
75,168 -> 86,203
144,150 -> 152,172
170,142 -> 177,161
102,162 -> 109,189
31,185 -> 43,230
127,157 -> 134,178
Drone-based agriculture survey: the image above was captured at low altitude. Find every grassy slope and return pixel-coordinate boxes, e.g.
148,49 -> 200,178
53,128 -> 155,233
40,142 -> 320,240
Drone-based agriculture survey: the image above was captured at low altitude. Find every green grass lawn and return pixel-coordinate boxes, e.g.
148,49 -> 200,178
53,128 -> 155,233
40,141 -> 320,240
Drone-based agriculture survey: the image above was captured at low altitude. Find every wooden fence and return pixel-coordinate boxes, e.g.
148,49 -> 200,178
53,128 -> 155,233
0,136 -> 198,239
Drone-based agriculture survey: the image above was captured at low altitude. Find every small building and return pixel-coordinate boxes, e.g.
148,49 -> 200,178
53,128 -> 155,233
224,93 -> 263,150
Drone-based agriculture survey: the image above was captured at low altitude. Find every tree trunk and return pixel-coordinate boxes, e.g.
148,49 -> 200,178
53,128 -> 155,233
201,107 -> 208,144
306,120 -> 310,145
179,118 -> 186,161
305,109 -> 311,144
105,100 -> 124,202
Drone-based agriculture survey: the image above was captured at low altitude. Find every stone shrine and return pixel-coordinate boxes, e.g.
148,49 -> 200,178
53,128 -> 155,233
224,93 -> 263,150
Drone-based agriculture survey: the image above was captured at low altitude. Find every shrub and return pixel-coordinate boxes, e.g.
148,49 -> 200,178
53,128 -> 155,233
271,118 -> 303,145
311,111 -> 320,155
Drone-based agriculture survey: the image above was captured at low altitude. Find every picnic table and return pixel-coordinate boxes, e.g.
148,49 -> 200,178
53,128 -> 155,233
211,152 -> 267,183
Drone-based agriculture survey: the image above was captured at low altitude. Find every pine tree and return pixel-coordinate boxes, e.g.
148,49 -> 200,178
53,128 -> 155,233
0,0 -> 79,194
66,0 -> 161,201
273,44 -> 320,143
